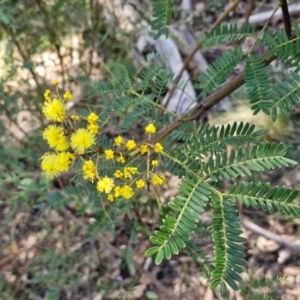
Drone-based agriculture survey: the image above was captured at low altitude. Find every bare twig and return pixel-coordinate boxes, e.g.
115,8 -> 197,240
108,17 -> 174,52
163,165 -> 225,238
155,49 -> 276,142
241,217 -> 300,253
243,0 -> 256,25
280,0 -> 292,37
164,0 -> 242,109
243,2 -> 300,27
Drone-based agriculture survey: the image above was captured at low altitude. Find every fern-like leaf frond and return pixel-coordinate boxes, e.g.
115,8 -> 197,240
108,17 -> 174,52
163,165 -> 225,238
120,102 -> 152,133
204,143 -> 297,181
226,182 -> 300,217
209,196 -> 246,297
268,71 -> 300,121
245,54 -> 271,115
202,23 -> 254,50
138,64 -> 162,95
145,176 -> 211,264
151,0 -> 174,40
262,24 -> 300,61
197,47 -> 244,97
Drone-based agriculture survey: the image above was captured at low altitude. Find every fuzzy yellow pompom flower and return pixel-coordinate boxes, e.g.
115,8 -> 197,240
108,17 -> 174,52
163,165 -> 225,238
154,142 -> 163,153
57,152 -> 74,172
151,160 -> 159,167
87,112 -> 98,124
108,194 -> 114,202
82,159 -> 96,182
44,89 -> 51,101
104,149 -> 114,160
114,170 -> 123,178
71,114 -> 80,121
126,139 -> 136,151
145,123 -> 156,134
52,79 -> 59,85
126,167 -> 138,175
43,125 -> 69,152
114,186 -> 122,198
63,91 -> 73,101
152,174 -> 165,185
136,179 -> 145,189
42,98 -> 66,122
114,136 -> 122,146
70,128 -> 95,154
97,176 -> 115,194
140,144 -> 148,155
121,185 -> 134,199
40,153 -> 61,179
117,155 -> 125,164
87,123 -> 99,135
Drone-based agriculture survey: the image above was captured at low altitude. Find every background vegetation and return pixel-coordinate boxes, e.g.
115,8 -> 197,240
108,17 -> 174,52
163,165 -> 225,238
1,0 -> 300,299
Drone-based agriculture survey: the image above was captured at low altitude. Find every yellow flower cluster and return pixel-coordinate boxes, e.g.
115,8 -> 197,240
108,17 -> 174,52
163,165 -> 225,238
40,90 -> 166,202
40,84 -> 96,179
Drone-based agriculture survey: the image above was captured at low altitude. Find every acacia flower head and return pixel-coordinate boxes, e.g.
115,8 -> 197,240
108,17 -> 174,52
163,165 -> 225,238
136,179 -> 145,189
71,114 -> 80,121
114,170 -> 123,178
154,142 -> 163,153
114,186 -> 122,198
145,123 -> 156,134
97,176 -> 114,194
104,149 -> 114,160
82,159 -> 96,182
87,112 -> 98,124
43,125 -> 69,152
40,153 -> 61,179
42,98 -> 66,122
114,136 -> 122,146
108,194 -> 114,202
44,89 -> 51,101
57,152 -> 74,172
140,144 -> 148,155
63,91 -> 73,101
117,155 -> 125,164
71,128 -> 95,154
126,139 -> 136,151
52,79 -> 59,85
121,185 -> 134,199
151,160 -> 159,167
87,123 -> 99,135
152,174 -> 165,185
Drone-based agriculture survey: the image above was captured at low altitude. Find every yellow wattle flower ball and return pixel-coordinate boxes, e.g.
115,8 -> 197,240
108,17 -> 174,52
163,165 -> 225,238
52,79 -> 59,85
151,160 -> 159,166
43,125 -> 69,152
140,144 -> 148,155
151,174 -> 165,185
104,149 -> 114,160
121,185 -> 134,199
126,139 -> 136,151
70,128 -> 95,154
82,159 -> 96,182
63,91 -> 73,101
145,123 -> 156,134
136,179 -> 145,189
154,142 -> 163,153
117,155 -> 125,164
114,136 -> 123,146
97,176 -> 115,194
57,152 -> 74,172
42,98 -> 66,122
87,112 -> 98,124
87,123 -> 99,135
40,153 -> 61,179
